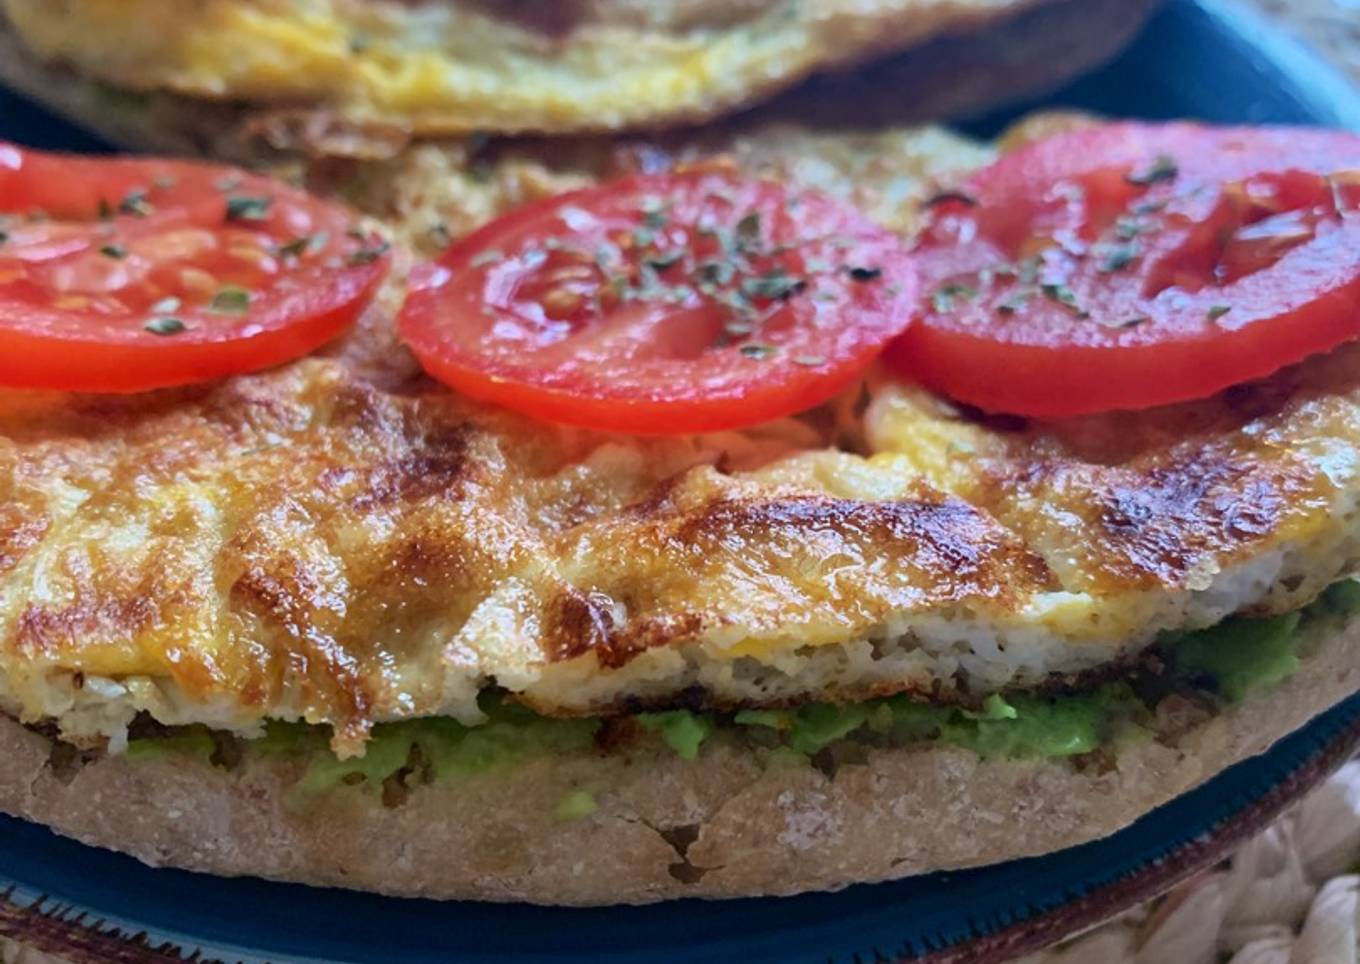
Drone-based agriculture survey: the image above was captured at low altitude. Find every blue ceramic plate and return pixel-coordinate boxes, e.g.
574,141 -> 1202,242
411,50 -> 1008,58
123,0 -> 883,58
0,2 -> 1358,962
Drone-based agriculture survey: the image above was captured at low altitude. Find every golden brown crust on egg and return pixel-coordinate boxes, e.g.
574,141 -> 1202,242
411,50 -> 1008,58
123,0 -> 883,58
543,490 -> 1059,671
0,614 -> 1354,905
0,319 -> 1067,743
3,316 -> 1357,731
1,299 -> 1360,745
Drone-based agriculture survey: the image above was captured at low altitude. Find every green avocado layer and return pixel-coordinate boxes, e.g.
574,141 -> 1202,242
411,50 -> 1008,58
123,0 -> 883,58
125,580 -> 1358,792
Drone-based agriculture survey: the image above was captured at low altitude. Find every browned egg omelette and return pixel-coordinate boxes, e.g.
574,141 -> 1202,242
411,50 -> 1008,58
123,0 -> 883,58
0,0 -> 1074,136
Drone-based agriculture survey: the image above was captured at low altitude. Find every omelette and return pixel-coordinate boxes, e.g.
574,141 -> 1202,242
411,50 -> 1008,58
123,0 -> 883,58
0,2 -> 1358,909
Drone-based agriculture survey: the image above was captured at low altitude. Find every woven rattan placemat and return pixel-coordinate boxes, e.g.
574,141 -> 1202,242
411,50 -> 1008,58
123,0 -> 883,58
1019,761 -> 1360,964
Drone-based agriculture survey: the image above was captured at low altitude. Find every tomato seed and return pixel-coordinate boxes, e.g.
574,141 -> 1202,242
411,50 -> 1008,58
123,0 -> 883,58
542,288 -> 585,319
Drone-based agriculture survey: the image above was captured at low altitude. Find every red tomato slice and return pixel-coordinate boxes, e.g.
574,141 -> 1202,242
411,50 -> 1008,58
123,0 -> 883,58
0,143 -> 390,392
884,124 -> 1360,417
397,169 -> 917,434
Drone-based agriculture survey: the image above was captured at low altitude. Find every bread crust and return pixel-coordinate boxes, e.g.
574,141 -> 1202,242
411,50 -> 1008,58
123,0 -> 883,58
0,616 -> 1354,906
0,0 -> 1162,163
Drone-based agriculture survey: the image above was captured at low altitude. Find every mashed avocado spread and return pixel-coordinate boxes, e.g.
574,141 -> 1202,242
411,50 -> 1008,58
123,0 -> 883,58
125,581 -> 1357,791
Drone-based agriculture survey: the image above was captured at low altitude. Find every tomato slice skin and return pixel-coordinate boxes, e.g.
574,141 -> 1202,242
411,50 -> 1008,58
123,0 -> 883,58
397,170 -> 917,435
884,124 -> 1360,417
0,143 -> 390,393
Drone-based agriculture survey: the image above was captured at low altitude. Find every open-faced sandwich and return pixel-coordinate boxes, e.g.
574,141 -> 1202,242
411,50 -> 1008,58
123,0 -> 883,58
0,0 -> 1163,160
0,0 -> 1357,908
